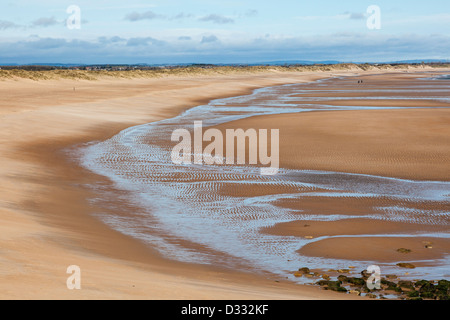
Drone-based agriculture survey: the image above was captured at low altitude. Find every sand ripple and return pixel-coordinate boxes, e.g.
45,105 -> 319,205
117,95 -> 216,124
79,75 -> 450,280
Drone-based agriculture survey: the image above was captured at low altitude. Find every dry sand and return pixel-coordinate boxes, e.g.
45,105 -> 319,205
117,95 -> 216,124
0,70 -> 358,300
1,67 -> 448,299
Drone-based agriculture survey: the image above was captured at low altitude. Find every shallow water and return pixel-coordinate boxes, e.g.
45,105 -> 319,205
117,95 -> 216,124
78,75 -> 450,282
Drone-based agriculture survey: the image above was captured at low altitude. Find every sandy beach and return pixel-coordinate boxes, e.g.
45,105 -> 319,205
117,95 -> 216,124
1,66 -> 449,299
212,72 -> 450,274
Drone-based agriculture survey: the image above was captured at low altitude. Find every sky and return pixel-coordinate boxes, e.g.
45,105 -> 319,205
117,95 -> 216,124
0,0 -> 449,64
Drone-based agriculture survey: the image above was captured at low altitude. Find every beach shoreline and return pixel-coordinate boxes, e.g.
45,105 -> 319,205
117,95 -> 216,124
1,67 -> 449,299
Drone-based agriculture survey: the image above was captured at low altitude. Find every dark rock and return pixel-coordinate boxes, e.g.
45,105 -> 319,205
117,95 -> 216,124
414,280 -> 431,288
381,278 -> 397,288
348,277 -> 366,286
338,269 -> 350,274
420,291 -> 435,299
434,280 -> 449,300
293,271 -> 303,277
396,262 -> 416,269
418,281 -> 435,296
360,270 -> 369,279
298,267 -> 310,274
316,280 -> 330,286
316,280 -> 347,293
327,280 -> 342,287
382,279 -> 402,292
337,275 -> 349,283
407,290 -> 420,298
436,279 -> 450,294
361,286 -> 372,293
333,286 -> 347,293
398,280 -> 414,289
436,293 -> 449,300
392,286 -> 403,293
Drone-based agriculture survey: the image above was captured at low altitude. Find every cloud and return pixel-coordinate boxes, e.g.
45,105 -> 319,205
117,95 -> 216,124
15,37 -> 97,51
124,11 -> 165,21
98,36 -> 126,44
28,37 -> 68,49
199,14 -> 234,24
296,13 -> 367,21
172,13 -> 194,20
245,9 -> 258,17
201,35 -> 219,44
0,20 -> 20,30
348,12 -> 366,20
32,17 -> 59,27
1,33 -> 449,65
178,36 -> 192,41
126,37 -> 165,46
125,11 -> 238,24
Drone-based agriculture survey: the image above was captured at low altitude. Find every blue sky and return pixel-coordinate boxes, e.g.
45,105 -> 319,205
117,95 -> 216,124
1,0 -> 449,64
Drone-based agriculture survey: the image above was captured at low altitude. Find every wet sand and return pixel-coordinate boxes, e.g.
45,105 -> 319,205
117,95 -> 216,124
219,107 -> 450,180
1,68 -> 449,299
